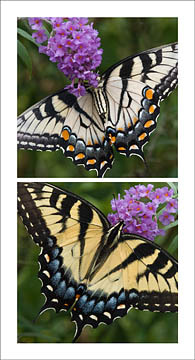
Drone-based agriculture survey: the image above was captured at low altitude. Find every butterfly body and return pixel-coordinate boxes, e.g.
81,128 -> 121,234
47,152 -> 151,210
18,43 -> 178,177
18,183 -> 178,342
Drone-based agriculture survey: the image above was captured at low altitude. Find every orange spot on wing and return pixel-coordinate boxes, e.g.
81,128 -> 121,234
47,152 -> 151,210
118,147 -> 126,151
144,120 -> 154,128
76,153 -> 85,159
108,134 -> 116,144
62,129 -> 70,141
117,128 -> 124,132
138,133 -> 147,141
146,89 -> 154,100
149,105 -> 155,114
87,140 -> 92,146
67,145 -> 74,152
87,159 -> 96,165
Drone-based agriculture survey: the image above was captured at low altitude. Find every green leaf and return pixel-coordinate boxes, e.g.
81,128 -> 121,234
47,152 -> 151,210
17,27 -> 40,47
42,25 -> 50,39
156,203 -> 167,216
17,40 -> 32,76
167,234 -> 178,253
167,182 -> 178,195
163,219 -> 178,230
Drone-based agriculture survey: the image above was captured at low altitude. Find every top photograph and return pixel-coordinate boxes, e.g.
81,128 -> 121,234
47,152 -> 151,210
17,17 -> 178,178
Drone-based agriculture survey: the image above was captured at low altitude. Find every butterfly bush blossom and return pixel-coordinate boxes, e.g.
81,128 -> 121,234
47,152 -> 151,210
28,17 -> 103,97
108,184 -> 178,241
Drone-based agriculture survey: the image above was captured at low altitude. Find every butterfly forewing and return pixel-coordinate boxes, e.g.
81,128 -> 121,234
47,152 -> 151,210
102,43 -> 178,97
17,182 -> 108,244
18,182 -> 178,342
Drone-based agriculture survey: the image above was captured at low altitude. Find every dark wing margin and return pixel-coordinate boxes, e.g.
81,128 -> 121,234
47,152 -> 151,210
17,90 -> 113,177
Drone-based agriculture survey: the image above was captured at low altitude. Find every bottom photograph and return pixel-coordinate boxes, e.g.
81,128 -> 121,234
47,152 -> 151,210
17,182 -> 178,343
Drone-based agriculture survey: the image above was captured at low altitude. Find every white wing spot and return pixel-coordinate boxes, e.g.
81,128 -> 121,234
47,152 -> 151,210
20,141 -> 28,146
103,311 -> 111,319
43,270 -> 50,278
47,285 -> 53,291
29,142 -> 37,147
52,298 -> 59,303
117,304 -> 126,310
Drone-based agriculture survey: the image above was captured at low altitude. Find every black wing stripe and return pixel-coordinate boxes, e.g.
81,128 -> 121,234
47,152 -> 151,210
119,59 -> 134,78
155,49 -> 163,64
139,53 -> 153,72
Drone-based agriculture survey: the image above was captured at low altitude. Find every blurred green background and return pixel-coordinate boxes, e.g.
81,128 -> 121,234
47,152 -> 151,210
18,182 -> 178,343
17,18 -> 178,178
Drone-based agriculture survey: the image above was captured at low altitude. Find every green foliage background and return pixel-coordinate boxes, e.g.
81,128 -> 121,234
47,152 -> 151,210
17,18 -> 178,178
18,182 -> 178,343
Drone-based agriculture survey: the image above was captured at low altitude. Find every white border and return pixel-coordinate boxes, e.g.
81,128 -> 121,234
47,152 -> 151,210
1,1 -> 195,359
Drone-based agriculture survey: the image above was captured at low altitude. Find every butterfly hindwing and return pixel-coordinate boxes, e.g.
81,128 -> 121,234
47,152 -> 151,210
17,90 -> 113,177
71,232 -> 178,341
18,182 -> 178,342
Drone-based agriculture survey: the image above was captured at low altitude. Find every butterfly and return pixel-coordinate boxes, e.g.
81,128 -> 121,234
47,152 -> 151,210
17,43 -> 178,177
17,182 -> 178,342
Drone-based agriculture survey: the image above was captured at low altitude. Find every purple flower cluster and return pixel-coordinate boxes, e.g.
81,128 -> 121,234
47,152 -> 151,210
108,184 -> 178,241
28,17 -> 48,43
28,17 -> 103,97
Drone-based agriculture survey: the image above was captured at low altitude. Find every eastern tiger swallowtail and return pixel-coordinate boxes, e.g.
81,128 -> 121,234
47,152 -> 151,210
18,182 -> 178,342
17,43 -> 178,177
